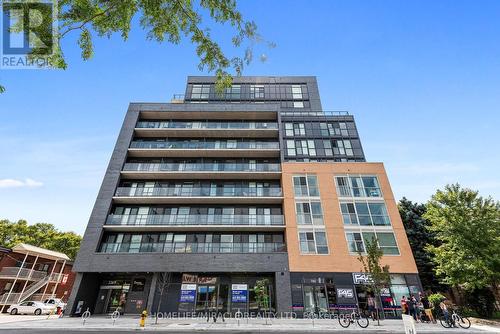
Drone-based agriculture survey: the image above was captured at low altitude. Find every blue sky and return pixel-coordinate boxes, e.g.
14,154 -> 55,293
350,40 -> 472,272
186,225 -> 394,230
1,0 -> 499,235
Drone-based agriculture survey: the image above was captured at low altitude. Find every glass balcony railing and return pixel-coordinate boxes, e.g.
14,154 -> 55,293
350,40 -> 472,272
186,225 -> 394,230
123,162 -> 281,172
106,214 -> 284,226
99,242 -> 286,254
130,141 -> 279,150
115,187 -> 283,197
136,121 -> 278,130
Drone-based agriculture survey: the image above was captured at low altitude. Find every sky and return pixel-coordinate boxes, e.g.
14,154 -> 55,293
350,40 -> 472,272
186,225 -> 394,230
1,0 -> 499,235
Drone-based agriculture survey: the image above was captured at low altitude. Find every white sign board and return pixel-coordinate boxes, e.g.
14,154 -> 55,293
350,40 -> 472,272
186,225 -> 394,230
402,314 -> 417,334
180,284 -> 197,291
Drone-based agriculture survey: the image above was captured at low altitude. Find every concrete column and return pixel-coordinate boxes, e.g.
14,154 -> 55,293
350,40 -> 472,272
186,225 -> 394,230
65,273 -> 84,315
274,271 -> 292,314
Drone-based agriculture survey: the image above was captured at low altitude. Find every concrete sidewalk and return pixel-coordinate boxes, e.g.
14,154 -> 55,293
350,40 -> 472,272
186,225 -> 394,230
0,314 -> 498,333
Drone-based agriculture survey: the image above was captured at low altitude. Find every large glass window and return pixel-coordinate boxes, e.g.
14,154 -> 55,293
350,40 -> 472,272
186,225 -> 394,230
250,85 -> 264,98
293,175 -> 319,197
299,231 -> 328,254
333,140 -> 353,156
295,201 -> 323,225
293,123 -> 306,136
323,140 -> 333,156
345,232 -> 399,255
191,84 -> 210,99
335,176 -> 382,198
340,201 -> 390,226
225,84 -> 241,99
286,140 -> 296,156
285,123 -> 294,136
292,85 -> 303,99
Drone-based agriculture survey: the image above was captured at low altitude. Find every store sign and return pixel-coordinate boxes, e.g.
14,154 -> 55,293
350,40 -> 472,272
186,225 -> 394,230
380,288 -> 391,297
231,284 -> 248,303
353,273 -> 373,285
337,288 -> 354,298
179,284 -> 196,303
182,274 -> 217,284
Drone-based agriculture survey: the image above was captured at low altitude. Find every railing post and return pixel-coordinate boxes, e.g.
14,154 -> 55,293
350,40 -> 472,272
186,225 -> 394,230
18,255 -> 39,303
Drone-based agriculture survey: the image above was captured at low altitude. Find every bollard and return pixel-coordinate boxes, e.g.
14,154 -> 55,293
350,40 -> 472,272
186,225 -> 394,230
235,311 -> 243,327
82,308 -> 91,326
140,309 -> 148,328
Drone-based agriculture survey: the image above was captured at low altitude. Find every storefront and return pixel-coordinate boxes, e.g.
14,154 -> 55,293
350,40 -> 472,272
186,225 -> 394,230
290,272 -> 422,318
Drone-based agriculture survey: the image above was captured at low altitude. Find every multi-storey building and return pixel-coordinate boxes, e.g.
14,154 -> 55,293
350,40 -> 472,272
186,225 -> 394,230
67,76 -> 420,318
0,243 -> 75,312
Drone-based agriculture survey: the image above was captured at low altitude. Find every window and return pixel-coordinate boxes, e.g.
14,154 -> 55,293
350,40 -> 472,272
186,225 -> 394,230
293,123 -> 305,136
333,140 -> 354,156
340,201 -> 390,226
225,84 -> 241,99
293,175 -> 319,197
292,85 -> 302,99
296,140 -> 308,155
293,101 -> 304,108
323,140 -> 333,155
335,175 -> 382,197
191,84 -> 210,99
319,123 -> 329,136
307,140 -> 316,156
296,201 -> 323,225
299,231 -> 328,254
285,123 -> 294,136
250,85 -> 265,98
346,232 -> 399,255
286,140 -> 296,156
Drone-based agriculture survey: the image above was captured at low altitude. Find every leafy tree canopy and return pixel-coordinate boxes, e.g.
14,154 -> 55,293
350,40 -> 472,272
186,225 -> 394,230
423,184 -> 500,291
398,197 -> 446,292
2,0 -> 272,93
0,219 -> 82,260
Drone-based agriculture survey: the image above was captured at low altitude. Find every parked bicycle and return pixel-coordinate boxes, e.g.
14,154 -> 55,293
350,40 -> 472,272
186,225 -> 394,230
439,309 -> 471,329
338,310 -> 369,328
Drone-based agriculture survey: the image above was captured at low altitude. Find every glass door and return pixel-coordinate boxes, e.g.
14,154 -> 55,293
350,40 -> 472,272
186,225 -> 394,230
196,285 -> 218,312
303,285 -> 329,314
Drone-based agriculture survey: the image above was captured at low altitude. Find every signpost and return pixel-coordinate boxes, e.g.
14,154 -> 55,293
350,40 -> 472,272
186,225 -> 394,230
179,284 -> 196,303
231,284 -> 248,303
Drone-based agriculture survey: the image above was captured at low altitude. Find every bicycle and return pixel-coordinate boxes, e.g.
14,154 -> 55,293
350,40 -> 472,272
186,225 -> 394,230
439,309 -> 471,329
338,310 -> 369,328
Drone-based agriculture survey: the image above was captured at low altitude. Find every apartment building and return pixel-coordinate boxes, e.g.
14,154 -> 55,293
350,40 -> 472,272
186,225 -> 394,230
0,243 -> 75,312
67,76 -> 420,318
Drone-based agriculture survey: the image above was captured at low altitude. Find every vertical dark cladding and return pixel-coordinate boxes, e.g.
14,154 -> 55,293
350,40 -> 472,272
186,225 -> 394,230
66,105 -> 140,313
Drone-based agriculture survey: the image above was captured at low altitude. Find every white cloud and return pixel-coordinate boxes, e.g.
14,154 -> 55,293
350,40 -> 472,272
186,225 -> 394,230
0,178 -> 43,188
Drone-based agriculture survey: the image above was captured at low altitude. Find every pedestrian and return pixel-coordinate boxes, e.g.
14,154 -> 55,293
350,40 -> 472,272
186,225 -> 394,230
367,294 -> 376,320
401,296 -> 408,315
439,298 -> 450,326
420,294 -> 435,323
407,294 -> 416,320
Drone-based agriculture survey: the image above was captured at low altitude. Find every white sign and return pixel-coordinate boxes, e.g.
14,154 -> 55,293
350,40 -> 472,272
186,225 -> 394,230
353,273 -> 373,284
181,284 -> 196,291
232,284 -> 248,291
402,314 -> 417,334
337,288 -> 354,298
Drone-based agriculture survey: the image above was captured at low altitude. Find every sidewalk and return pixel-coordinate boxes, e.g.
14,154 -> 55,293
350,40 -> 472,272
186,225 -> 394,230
0,314 -> 498,332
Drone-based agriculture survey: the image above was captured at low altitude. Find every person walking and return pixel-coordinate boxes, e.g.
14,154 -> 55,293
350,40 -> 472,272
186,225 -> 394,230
407,294 -> 416,320
367,294 -> 376,320
400,296 -> 408,315
421,294 -> 435,323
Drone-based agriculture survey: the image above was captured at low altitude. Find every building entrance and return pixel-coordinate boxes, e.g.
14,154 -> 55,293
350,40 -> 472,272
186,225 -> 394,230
303,285 -> 328,314
195,284 -> 229,313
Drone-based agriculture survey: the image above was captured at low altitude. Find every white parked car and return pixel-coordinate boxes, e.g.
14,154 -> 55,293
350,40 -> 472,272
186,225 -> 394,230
43,298 -> 66,310
7,301 -> 53,315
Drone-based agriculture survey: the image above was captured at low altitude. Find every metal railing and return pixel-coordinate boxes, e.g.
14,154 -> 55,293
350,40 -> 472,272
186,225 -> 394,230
136,121 -> 278,130
280,111 -> 350,117
130,140 -> 280,150
123,162 -> 281,172
99,242 -> 286,254
115,186 -> 283,197
336,186 -> 382,197
106,214 -> 284,226
0,267 -> 47,280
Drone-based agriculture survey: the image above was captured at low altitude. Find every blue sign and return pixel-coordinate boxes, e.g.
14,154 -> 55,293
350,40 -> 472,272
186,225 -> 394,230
179,284 -> 196,303
231,284 -> 248,303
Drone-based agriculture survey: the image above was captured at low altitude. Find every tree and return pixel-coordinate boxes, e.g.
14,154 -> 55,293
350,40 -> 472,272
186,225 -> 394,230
398,197 -> 446,292
1,0 -> 273,93
357,236 -> 391,325
0,219 -> 82,259
254,278 -> 270,311
154,272 -> 171,324
424,184 -> 500,315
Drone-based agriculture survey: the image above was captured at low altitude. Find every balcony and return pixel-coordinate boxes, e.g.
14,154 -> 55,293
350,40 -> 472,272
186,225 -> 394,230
0,267 -> 62,282
113,186 -> 283,204
99,242 -> 286,254
121,162 -> 281,180
135,121 -> 278,138
104,214 -> 284,231
128,140 -> 280,158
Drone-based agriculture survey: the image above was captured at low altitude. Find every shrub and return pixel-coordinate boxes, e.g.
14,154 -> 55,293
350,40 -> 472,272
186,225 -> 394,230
464,288 -> 495,318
